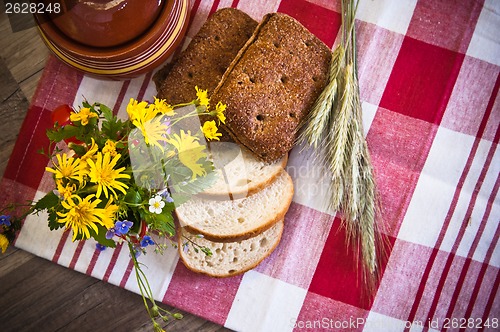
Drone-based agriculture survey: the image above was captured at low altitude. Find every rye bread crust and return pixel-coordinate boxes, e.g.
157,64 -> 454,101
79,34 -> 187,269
210,13 -> 332,162
154,8 -> 258,104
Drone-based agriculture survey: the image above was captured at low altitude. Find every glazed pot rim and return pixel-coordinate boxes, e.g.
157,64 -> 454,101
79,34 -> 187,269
34,0 -> 190,78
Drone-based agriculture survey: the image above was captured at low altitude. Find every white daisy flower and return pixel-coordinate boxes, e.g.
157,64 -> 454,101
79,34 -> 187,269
148,195 -> 165,214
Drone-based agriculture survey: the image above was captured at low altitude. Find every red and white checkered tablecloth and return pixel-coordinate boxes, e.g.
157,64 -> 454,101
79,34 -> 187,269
2,0 -> 499,331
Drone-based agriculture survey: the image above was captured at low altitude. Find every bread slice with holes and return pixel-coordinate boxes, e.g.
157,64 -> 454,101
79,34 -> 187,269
176,170 -> 293,242
178,219 -> 283,277
202,141 -> 287,200
210,13 -> 332,162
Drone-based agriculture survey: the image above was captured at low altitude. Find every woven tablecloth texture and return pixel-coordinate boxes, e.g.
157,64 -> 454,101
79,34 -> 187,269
2,0 -> 499,331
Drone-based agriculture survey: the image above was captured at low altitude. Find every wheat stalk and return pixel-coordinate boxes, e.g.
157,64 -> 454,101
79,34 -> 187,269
298,45 -> 344,149
300,0 -> 385,294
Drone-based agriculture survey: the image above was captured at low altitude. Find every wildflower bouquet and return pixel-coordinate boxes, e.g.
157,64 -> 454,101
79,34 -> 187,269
0,87 -> 226,330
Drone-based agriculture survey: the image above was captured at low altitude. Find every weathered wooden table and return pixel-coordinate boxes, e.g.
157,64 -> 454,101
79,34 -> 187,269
0,10 -> 230,332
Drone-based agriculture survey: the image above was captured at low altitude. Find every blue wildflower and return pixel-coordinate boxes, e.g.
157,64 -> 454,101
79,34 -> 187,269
114,220 -> 134,235
95,243 -> 106,251
158,188 -> 174,203
140,235 -> 155,247
105,227 -> 117,239
106,220 -> 134,239
0,215 -> 11,227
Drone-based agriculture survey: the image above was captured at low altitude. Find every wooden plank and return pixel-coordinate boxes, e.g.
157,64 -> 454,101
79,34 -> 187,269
0,252 -> 232,332
0,11 -> 49,101
0,13 -> 49,87
0,248 -> 35,278
0,58 -> 29,178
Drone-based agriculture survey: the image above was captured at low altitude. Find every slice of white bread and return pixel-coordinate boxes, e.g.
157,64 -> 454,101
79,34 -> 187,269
202,142 -> 287,200
176,170 -> 293,242
178,219 -> 284,277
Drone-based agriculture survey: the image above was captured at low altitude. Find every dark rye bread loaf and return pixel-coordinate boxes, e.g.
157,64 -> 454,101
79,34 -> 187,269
153,8 -> 258,104
210,13 -> 332,162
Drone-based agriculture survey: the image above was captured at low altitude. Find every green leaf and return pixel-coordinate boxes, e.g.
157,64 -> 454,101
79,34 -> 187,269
102,117 -> 126,141
99,104 -> 114,121
82,100 -> 92,109
47,209 -> 63,231
148,212 -> 175,236
70,143 -> 87,156
124,189 -> 142,205
90,224 -> 117,248
46,125 -> 81,143
34,192 -> 60,211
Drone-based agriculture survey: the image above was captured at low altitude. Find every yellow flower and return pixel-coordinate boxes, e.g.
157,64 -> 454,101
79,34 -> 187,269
57,195 -> 112,241
56,180 -> 76,201
82,138 -> 99,159
102,197 -> 119,229
134,116 -> 168,151
127,98 -> 169,150
126,98 -> 153,123
70,107 -> 97,126
80,138 -> 99,171
212,101 -> 226,124
152,97 -> 175,116
87,152 -> 130,199
195,86 -> 210,108
201,120 -> 222,141
0,233 -> 9,253
166,130 -> 207,180
46,153 -> 86,183
102,140 -> 117,157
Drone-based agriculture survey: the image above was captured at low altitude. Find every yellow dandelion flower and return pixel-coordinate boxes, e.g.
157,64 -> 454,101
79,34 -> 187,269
46,153 -> 86,183
57,195 -> 111,241
87,152 -> 130,199
56,180 -> 76,201
102,197 -> 119,229
82,138 -> 98,160
166,130 -> 207,179
0,233 -> 9,253
126,98 -> 153,123
153,97 -> 175,116
134,116 -> 169,151
70,107 -> 97,126
80,138 -> 99,171
195,86 -> 210,108
102,140 -> 117,157
212,101 -> 226,124
128,99 -> 169,150
202,120 -> 222,141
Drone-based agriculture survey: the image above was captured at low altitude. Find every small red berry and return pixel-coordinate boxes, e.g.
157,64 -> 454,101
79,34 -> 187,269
51,104 -> 74,126
51,104 -> 82,144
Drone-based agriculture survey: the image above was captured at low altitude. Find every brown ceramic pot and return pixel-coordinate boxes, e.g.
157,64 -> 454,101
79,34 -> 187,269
34,0 -> 190,79
48,0 -> 165,48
